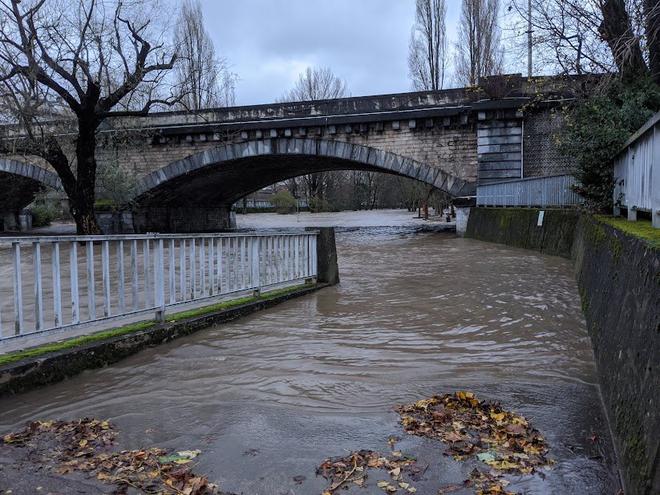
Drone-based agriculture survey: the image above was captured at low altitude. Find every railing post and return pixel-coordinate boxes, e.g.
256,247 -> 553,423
169,239 -> 176,304
70,241 -> 79,325
118,240 -> 126,314
86,241 -> 96,320
52,242 -> 62,327
155,239 -> 165,322
251,236 -> 261,296
102,240 -> 111,317
12,242 -> 23,335
33,241 -> 43,331
131,240 -> 139,311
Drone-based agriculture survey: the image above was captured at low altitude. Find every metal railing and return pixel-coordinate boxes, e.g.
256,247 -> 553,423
0,232 -> 318,343
613,111 -> 660,227
476,174 -> 582,207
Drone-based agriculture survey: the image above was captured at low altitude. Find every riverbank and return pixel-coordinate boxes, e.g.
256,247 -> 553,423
466,207 -> 659,495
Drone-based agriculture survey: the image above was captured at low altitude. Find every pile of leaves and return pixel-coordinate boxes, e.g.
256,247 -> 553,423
437,469 -> 514,495
2,418 -> 219,495
396,392 -> 552,475
317,449 -> 420,494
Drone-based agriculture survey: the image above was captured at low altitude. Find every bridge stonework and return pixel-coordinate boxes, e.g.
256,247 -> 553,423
0,75 -> 584,232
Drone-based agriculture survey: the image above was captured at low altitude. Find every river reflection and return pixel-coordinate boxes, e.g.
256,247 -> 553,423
0,227 -> 619,494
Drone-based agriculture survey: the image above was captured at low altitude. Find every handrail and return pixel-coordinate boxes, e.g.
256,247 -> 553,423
0,231 -> 319,344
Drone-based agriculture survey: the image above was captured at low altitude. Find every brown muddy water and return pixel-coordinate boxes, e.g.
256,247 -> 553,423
0,227 -> 619,494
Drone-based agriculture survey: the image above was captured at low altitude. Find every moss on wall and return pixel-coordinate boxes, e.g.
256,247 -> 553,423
465,208 -> 579,258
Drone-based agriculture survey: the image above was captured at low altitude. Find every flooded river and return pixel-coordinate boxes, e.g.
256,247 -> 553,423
0,223 -> 619,494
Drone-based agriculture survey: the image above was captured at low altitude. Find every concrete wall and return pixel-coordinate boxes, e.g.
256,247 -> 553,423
466,207 -> 659,495
465,207 -> 578,258
572,216 -> 659,495
132,206 -> 233,233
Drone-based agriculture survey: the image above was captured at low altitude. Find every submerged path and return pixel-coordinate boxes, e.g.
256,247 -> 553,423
0,227 -> 619,494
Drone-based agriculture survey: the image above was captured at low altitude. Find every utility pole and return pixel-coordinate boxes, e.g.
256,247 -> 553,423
527,0 -> 533,78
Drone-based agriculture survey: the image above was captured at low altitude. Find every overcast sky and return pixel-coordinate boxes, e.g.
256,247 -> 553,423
199,0 -> 464,106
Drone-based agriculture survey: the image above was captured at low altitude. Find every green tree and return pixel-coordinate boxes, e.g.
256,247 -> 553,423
561,78 -> 660,210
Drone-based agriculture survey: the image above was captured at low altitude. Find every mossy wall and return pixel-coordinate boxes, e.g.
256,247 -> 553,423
572,216 -> 659,495
465,208 -> 579,258
466,207 -> 660,495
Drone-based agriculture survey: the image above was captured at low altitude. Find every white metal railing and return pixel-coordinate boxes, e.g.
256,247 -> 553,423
477,174 -> 582,207
613,111 -> 660,227
0,232 -> 318,343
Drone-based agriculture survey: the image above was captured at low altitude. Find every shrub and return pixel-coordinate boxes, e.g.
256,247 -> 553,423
30,203 -> 57,227
308,196 -> 334,213
271,190 -> 298,214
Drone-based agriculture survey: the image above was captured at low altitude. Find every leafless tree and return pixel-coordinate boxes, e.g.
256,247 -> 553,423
0,0 -> 180,234
279,66 -> 349,208
408,0 -> 448,90
279,66 -> 348,102
506,0 -> 660,83
455,0 -> 504,86
505,1 -> 608,76
174,0 -> 236,110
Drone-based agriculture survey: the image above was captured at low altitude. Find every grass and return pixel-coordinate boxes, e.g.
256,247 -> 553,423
0,321 -> 156,367
595,216 -> 660,249
0,284 -> 312,367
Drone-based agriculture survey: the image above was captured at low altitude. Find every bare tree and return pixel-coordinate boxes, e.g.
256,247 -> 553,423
279,66 -> 348,208
0,0 -> 179,234
174,0 -> 236,109
598,0 -> 649,80
279,66 -> 348,102
505,1 -> 608,76
408,0 -> 448,90
455,0 -> 504,86
507,0 -> 660,83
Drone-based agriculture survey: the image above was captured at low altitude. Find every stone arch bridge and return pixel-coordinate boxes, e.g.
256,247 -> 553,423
0,75 -> 579,232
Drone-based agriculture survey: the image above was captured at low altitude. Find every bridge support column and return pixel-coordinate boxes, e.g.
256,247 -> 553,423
133,206 -> 235,233
1,210 -> 32,232
308,227 -> 339,285
455,207 -> 471,236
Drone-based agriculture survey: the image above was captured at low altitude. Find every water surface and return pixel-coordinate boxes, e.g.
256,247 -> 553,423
0,228 -> 619,494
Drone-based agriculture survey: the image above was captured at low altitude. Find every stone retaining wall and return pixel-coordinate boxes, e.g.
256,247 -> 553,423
466,207 -> 659,495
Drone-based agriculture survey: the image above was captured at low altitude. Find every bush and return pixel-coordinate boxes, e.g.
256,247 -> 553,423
560,78 -> 660,211
308,196 -> 334,213
271,190 -> 298,214
30,203 -> 57,227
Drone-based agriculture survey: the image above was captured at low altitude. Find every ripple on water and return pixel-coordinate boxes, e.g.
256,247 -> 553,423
0,228 -> 615,494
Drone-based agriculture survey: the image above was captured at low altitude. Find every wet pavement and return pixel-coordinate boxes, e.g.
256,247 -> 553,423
0,225 -> 620,494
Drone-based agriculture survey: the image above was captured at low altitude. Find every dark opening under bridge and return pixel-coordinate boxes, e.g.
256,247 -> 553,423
0,74 -> 582,232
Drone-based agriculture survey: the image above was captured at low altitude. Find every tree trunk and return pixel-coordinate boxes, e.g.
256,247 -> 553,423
71,123 -> 102,235
599,0 -> 648,81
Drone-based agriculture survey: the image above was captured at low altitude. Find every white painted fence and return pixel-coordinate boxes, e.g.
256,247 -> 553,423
476,174 -> 582,207
613,111 -> 660,227
0,232 -> 318,343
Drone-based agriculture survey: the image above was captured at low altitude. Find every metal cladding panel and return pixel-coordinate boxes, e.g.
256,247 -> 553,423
476,174 -> 582,207
613,119 -> 659,214
477,120 -> 522,184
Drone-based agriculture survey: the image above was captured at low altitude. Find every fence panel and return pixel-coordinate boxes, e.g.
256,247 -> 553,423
0,232 -> 318,344
477,174 -> 582,208
613,112 -> 660,226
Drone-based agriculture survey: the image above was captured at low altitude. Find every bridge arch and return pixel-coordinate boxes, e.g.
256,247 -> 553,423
134,138 -> 476,207
0,158 -> 62,190
0,158 -> 63,214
